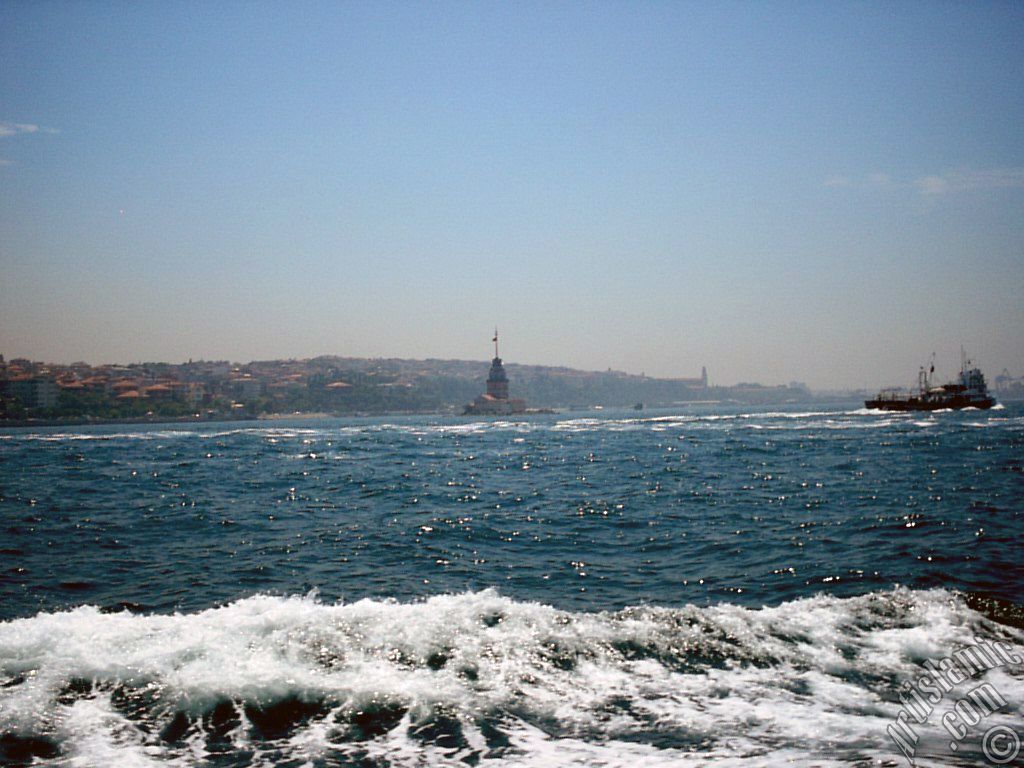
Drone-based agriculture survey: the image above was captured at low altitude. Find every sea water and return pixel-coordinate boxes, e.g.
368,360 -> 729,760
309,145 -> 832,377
1,403 -> 1022,766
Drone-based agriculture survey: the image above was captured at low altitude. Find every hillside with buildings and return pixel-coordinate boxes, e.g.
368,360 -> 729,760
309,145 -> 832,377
0,353 -> 813,423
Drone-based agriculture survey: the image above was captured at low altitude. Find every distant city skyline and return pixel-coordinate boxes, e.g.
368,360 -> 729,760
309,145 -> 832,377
2,346 -> 1018,396
2,2 -> 1022,389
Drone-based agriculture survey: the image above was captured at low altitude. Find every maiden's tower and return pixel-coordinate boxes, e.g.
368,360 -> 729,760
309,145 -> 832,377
463,329 -> 527,416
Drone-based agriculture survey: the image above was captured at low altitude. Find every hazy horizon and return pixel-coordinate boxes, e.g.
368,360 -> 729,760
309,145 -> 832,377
2,2 -> 1022,389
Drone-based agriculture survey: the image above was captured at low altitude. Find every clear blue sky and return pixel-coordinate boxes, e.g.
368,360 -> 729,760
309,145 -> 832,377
2,1 -> 1022,388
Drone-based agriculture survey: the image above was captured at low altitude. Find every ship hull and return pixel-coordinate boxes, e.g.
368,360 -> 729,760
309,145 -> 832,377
864,396 -> 996,411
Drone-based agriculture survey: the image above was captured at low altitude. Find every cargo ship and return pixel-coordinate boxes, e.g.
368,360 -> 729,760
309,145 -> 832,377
865,352 -> 996,411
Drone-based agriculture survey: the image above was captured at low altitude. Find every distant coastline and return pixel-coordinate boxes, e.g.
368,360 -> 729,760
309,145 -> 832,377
0,413 -> 240,429
0,409 -> 440,429
0,353 -> 840,425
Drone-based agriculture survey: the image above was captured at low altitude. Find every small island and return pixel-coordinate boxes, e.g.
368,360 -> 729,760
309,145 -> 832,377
463,330 -> 527,416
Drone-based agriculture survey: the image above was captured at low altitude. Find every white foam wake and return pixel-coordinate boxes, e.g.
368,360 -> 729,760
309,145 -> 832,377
1,589 -> 1021,766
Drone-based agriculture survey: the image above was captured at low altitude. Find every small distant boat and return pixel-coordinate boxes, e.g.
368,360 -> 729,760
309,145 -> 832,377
633,402 -> 644,411
866,351 -> 996,411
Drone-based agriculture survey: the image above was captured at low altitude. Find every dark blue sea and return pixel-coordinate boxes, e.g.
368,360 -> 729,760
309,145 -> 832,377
1,404 -> 1022,766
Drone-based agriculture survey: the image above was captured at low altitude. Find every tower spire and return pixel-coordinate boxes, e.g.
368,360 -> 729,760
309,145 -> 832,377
493,327 -> 499,359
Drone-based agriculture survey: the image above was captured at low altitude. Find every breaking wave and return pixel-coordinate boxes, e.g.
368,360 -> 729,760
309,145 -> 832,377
1,588 -> 1022,766
5,405 -> 1018,444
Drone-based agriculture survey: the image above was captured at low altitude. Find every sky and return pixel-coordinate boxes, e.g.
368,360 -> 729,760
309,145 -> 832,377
1,1 -> 1022,389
